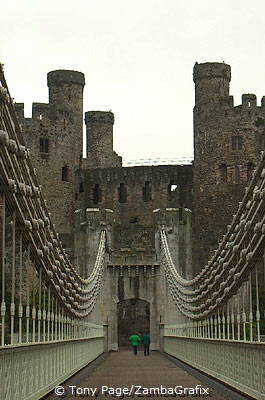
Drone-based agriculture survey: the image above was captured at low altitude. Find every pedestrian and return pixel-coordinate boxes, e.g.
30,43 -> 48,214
142,333 -> 151,356
129,333 -> 141,355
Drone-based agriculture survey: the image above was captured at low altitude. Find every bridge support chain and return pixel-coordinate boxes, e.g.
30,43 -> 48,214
0,194 -> 6,346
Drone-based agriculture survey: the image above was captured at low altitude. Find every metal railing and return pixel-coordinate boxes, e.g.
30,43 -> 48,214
160,151 -> 265,399
123,157 -> 193,167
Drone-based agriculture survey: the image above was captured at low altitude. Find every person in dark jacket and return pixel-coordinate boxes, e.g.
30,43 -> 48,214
142,333 -> 151,356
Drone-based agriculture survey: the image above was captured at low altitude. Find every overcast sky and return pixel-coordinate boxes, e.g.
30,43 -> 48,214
2,0 -> 265,162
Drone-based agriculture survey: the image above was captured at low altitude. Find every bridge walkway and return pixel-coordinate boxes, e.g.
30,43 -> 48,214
44,350 -> 241,400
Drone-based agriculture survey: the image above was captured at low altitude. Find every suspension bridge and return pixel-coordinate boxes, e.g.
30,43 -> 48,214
0,63 -> 265,400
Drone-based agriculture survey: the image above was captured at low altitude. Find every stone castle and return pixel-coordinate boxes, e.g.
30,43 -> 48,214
14,62 -> 264,277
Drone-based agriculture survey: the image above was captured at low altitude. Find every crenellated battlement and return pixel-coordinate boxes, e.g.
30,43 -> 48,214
14,102 -> 24,120
32,102 -> 49,120
242,93 -> 256,106
231,94 -> 265,113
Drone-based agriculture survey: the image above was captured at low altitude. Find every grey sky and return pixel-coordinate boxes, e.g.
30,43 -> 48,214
2,0 -> 265,161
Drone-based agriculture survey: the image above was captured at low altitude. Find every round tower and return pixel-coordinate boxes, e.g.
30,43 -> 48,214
193,62 -> 232,163
47,70 -> 85,164
44,70 -> 85,253
193,62 -> 231,106
85,111 -> 115,168
47,70 -> 85,114
193,62 -> 232,274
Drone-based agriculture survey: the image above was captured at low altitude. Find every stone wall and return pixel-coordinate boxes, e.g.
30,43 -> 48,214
81,164 -> 193,224
77,164 -> 193,266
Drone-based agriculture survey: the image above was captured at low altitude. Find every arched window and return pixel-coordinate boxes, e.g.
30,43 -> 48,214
235,165 -> 240,183
247,162 -> 255,181
93,184 -> 102,204
219,164 -> 227,183
118,183 -> 127,203
143,181 -> 152,202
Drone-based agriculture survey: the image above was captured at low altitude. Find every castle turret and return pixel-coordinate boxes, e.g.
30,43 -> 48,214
85,111 -> 121,168
193,62 -> 231,106
47,70 -> 85,165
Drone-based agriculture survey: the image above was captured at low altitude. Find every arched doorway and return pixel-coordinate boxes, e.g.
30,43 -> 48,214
117,298 -> 150,347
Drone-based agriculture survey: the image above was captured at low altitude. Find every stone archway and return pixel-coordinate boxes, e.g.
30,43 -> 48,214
117,298 -> 150,347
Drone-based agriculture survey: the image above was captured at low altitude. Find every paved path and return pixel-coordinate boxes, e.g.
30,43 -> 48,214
46,350 -> 230,399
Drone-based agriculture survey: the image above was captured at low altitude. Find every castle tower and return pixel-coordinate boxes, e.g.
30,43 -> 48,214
193,62 -> 231,106
45,71 -> 85,248
85,111 -> 122,168
15,70 -> 85,257
193,62 -> 260,274
47,70 -> 85,160
47,70 -> 85,117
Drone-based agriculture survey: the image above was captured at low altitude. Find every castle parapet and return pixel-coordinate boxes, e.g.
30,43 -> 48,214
193,62 -> 231,81
32,102 -> 49,119
47,70 -> 85,87
14,103 -> 24,121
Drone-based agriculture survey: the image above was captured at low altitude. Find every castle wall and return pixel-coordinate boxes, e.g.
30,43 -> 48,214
81,164 -> 193,224
78,164 -> 193,265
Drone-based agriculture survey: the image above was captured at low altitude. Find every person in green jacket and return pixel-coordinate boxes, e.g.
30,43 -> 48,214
129,333 -> 141,355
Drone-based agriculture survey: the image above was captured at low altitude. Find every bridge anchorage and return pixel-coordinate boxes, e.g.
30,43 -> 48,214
0,62 -> 265,400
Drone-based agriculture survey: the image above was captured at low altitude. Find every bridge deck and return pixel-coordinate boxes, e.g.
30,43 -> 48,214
45,350 -> 228,399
